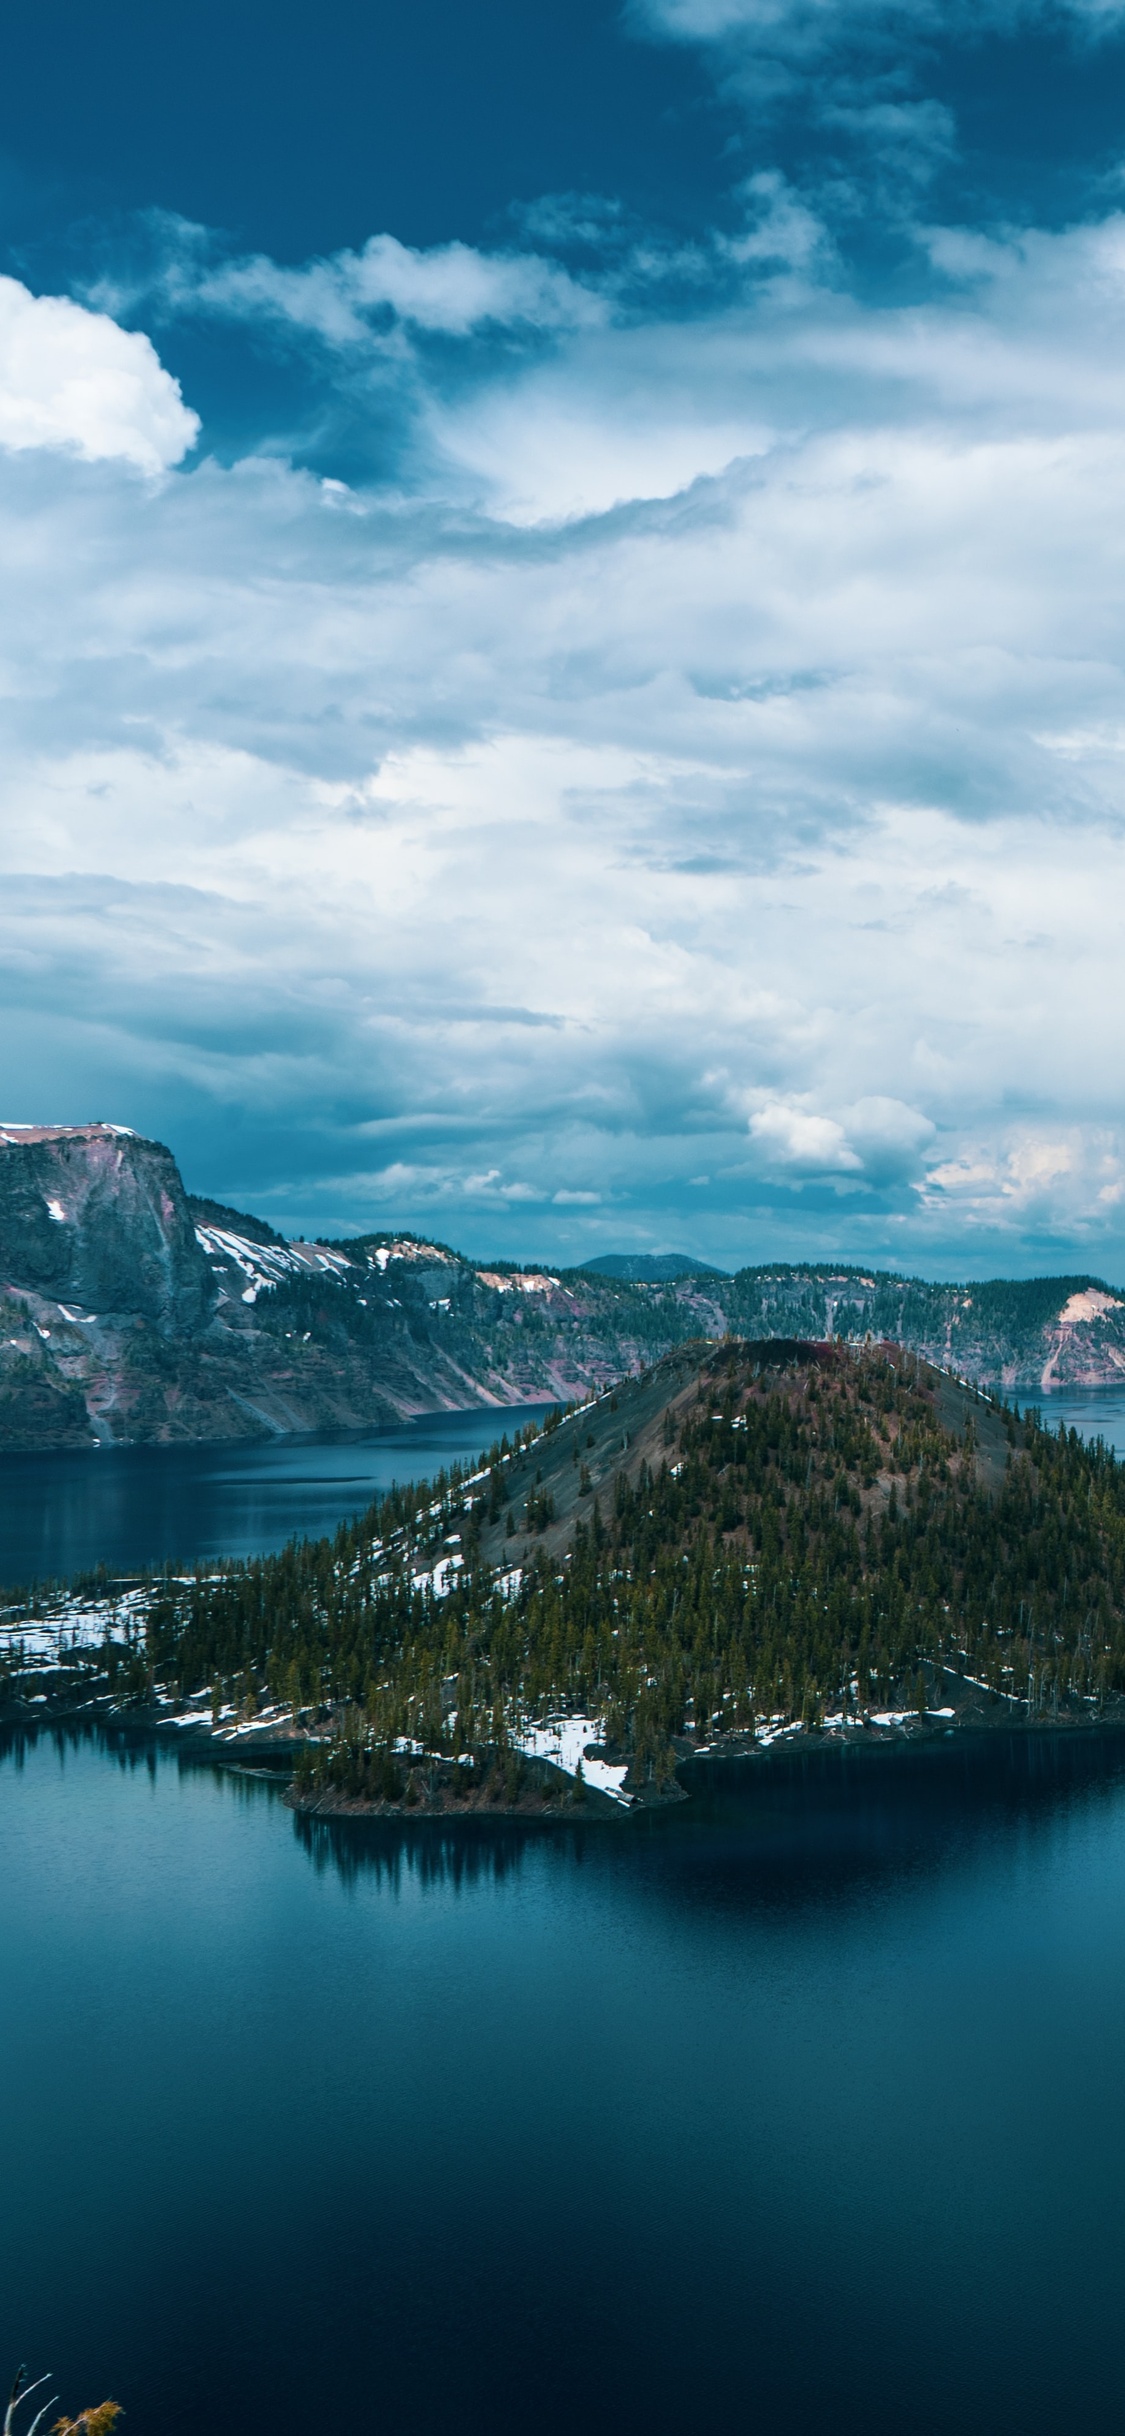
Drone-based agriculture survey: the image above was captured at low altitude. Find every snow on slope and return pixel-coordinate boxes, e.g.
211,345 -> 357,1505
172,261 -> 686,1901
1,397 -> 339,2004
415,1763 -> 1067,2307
194,1226 -> 466,1306
514,1713 -> 632,1804
0,1584 -> 150,1668
194,1225 -> 353,1304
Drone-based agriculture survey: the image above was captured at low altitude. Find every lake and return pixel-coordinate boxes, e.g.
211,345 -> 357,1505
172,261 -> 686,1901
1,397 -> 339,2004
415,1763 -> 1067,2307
1023,1377 -> 1125,1455
0,1404 -> 550,1587
5,1723 -> 1125,2435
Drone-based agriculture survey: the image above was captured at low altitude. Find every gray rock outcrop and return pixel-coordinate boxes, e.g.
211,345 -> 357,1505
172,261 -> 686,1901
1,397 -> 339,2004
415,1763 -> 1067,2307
0,1124 -> 214,1333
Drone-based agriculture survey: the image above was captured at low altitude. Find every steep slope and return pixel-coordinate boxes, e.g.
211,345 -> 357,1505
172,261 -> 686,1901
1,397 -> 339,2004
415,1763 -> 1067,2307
0,1123 -> 211,1328
716,1266 -> 1125,1389
0,1125 -> 219,1448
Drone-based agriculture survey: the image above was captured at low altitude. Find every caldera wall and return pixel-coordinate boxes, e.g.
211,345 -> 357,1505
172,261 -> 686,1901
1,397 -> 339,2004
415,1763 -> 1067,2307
0,1124 -> 214,1332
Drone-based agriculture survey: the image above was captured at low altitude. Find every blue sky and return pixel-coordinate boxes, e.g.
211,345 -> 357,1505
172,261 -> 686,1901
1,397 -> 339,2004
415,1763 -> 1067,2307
4,0 -> 1125,1274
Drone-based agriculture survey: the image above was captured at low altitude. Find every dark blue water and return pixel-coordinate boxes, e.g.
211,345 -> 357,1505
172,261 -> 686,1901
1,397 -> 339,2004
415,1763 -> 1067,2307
0,1405 -> 549,1586
4,1725 -> 1125,2436
1034,1380 -> 1125,1457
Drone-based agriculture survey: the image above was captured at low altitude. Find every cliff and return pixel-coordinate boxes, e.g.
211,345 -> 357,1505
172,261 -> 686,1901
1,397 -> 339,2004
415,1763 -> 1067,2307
0,1125 -> 217,1447
0,1124 -> 212,1329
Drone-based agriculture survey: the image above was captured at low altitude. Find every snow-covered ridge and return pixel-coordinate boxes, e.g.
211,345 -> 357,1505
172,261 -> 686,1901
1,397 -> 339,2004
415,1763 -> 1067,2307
194,1226 -> 353,1304
195,1225 -> 467,1306
476,1269 -> 561,1295
0,1122 -> 137,1143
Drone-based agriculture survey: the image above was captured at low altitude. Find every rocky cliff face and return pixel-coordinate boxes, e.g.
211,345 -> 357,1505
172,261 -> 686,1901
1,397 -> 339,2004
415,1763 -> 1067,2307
0,1126 -> 213,1332
0,1125 -> 221,1449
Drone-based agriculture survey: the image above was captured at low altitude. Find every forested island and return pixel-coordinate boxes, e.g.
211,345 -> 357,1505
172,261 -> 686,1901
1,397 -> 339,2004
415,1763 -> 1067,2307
5,1337 -> 1125,1814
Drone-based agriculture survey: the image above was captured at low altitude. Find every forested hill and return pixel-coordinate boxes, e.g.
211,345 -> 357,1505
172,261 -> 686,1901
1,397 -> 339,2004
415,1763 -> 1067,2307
55,1336 -> 1123,1815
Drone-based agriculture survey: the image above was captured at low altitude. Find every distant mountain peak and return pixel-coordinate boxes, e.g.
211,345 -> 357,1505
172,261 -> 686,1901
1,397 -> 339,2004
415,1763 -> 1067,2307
581,1252 -> 731,1283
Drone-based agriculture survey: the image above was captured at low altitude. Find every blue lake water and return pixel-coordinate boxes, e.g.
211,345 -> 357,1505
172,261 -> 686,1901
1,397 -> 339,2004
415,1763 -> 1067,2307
1027,1378 -> 1125,1456
0,1404 -> 550,1587
5,1724 -> 1125,2435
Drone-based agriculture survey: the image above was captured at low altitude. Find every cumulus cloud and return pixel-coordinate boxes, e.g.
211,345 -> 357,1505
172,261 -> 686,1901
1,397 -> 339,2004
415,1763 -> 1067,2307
747,1103 -> 864,1173
0,276 -> 198,472
738,1094 -> 935,1184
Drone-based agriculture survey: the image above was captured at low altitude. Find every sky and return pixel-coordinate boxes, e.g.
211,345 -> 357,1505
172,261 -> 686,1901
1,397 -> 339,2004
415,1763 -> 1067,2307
4,0 -> 1125,1277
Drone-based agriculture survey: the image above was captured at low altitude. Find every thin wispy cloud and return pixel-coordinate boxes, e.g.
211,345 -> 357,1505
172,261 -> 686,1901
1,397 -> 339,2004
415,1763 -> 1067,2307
634,0 -> 1125,56
87,214 -> 609,349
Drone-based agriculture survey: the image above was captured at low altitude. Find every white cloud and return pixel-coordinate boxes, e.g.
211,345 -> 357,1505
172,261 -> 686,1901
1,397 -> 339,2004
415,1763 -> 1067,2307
10,202 -> 1125,1263
913,1131 -> 1125,1238
724,172 -> 831,272
346,234 -> 605,334
634,0 -> 1125,47
748,1102 -> 864,1172
118,225 -> 606,347
0,276 -> 197,472
740,1094 -> 935,1182
430,382 -> 769,520
842,1097 -> 937,1179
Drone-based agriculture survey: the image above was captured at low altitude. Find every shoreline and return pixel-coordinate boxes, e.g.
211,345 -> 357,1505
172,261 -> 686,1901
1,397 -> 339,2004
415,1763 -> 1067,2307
6,1666 -> 1125,1820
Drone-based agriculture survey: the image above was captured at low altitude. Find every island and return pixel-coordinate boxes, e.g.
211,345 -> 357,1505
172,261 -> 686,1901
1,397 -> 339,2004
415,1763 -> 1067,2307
5,1333 -> 1125,1815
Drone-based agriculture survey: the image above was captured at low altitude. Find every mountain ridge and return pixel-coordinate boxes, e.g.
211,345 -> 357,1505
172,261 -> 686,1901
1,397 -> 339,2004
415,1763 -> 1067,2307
2,1125 -> 1125,1449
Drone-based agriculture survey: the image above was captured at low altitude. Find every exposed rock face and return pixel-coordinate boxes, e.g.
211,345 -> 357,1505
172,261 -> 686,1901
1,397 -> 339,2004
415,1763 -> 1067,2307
0,1125 -> 213,1333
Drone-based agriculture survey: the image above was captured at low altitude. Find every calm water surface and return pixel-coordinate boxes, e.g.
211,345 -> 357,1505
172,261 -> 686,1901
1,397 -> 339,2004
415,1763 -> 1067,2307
1032,1378 -> 1125,1456
4,1726 -> 1125,2435
0,1404 -> 549,1586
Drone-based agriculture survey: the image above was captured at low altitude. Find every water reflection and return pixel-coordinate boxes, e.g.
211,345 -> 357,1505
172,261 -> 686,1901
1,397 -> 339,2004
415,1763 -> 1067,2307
290,1726 -> 1125,1915
8,1718 -> 1125,2436
292,1808 -> 572,1893
0,1714 -> 287,1809
9,1710 -> 1125,1923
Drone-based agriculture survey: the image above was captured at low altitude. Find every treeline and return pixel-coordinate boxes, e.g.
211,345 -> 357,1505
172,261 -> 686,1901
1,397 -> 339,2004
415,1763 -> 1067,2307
136,1349 -> 1125,1785
201,1203 -> 1124,1407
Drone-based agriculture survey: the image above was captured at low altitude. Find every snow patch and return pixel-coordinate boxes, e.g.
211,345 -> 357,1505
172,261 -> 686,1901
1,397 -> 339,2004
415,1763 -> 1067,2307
476,1270 -> 559,1295
513,1713 -> 632,1804
412,1552 -> 464,1598
194,1225 -> 353,1299
0,1584 -> 151,1665
371,1239 -> 454,1272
